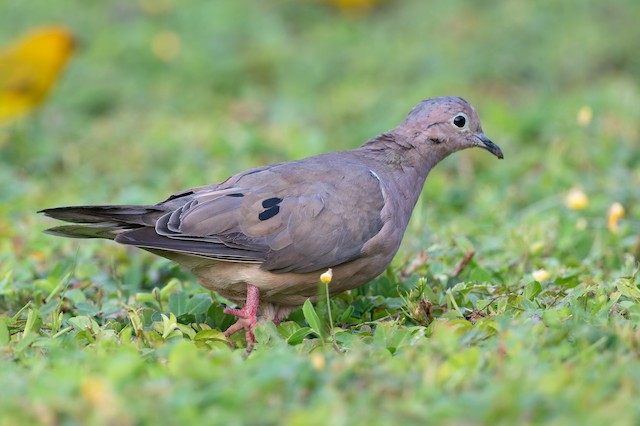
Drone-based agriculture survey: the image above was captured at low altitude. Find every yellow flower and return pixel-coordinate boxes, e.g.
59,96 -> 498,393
80,376 -> 121,422
151,30 -> 181,62
577,106 -> 593,127
320,268 -> 333,284
0,26 -> 75,123
326,0 -> 380,14
139,0 -> 174,16
310,353 -> 326,370
532,269 -> 550,283
608,202 -> 625,233
565,188 -> 589,210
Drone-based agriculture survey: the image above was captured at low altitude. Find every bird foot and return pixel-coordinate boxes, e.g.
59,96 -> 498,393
223,284 -> 260,350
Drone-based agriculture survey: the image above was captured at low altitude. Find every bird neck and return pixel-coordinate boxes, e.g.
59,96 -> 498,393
360,131 -> 445,174
358,133 -> 443,225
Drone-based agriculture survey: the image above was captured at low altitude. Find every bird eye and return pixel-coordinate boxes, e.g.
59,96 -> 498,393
452,113 -> 468,129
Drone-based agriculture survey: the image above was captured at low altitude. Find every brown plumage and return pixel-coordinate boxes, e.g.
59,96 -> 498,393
40,96 -> 503,347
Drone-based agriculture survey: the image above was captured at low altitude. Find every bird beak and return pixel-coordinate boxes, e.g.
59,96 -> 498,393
475,134 -> 504,159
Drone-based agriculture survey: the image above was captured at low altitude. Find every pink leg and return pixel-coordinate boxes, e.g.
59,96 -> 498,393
223,284 -> 260,348
272,306 -> 292,326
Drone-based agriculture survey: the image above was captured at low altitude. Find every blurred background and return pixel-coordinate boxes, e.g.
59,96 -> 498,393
1,1 -> 640,423
1,0 -> 639,288
2,0 -> 639,266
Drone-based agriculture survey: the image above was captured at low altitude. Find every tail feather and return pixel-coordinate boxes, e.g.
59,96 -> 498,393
43,224 -> 138,240
38,205 -> 166,226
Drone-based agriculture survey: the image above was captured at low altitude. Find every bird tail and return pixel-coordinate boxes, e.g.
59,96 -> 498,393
38,205 -> 167,240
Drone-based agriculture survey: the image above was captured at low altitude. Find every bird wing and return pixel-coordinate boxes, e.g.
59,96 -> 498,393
115,154 -> 386,273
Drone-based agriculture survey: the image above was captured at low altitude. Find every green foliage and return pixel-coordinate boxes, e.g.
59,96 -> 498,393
2,0 -> 640,424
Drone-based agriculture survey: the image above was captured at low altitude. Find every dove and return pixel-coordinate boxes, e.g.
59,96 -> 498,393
40,96 -> 503,348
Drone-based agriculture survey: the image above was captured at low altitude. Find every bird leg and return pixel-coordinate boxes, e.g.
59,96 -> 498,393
223,284 -> 260,348
272,306 -> 293,326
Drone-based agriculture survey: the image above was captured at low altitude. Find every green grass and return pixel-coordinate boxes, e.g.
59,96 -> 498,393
2,0 -> 640,424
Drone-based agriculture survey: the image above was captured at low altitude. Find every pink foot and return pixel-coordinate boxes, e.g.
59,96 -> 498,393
223,284 -> 260,348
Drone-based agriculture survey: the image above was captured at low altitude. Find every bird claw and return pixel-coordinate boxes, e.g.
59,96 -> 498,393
223,308 -> 257,344
223,284 -> 260,351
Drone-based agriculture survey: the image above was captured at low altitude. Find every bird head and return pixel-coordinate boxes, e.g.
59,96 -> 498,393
395,96 -> 503,161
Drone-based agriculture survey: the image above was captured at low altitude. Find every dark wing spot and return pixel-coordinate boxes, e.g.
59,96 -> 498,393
164,190 -> 194,202
226,193 -> 245,197
258,205 -> 280,221
262,197 -> 283,208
